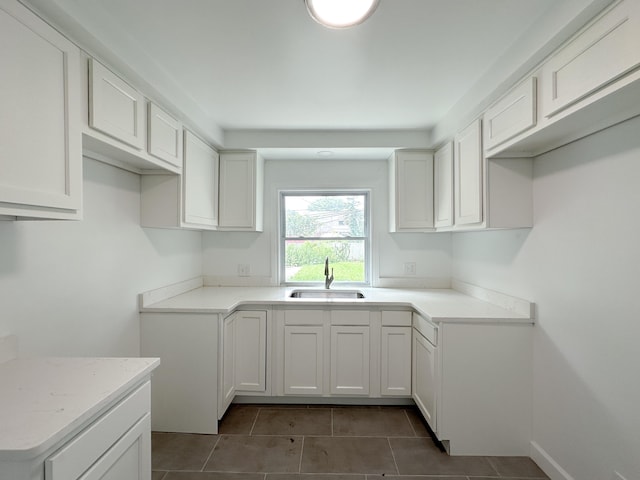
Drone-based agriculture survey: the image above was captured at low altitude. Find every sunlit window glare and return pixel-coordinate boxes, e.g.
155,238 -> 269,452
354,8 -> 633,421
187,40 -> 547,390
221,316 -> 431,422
306,0 -> 379,28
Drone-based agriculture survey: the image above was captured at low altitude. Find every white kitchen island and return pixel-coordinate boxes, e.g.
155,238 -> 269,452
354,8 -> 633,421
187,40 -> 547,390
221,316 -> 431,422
0,356 -> 159,480
140,279 -> 534,456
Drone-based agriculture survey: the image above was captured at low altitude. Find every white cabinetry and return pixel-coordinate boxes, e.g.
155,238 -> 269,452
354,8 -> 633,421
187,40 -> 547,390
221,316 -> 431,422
330,325 -> 370,395
441,119 -> 533,231
484,77 -> 537,150
412,313 -> 438,432
148,102 -> 182,168
411,314 -> 533,456
183,131 -> 219,227
140,130 -> 219,230
433,142 -> 453,228
0,0 -> 82,220
140,312 -> 219,434
220,310 -> 268,417
542,0 -> 640,118
389,150 -> 434,232
277,308 -> 410,398
45,383 -> 151,480
218,151 -> 264,231
89,58 -> 145,150
454,119 -> 483,226
0,358 -> 157,480
380,311 -> 412,396
281,310 -> 325,395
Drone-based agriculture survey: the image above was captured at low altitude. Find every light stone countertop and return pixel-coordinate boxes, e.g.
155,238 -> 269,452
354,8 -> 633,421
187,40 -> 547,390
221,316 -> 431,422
140,285 -> 534,324
0,357 -> 159,460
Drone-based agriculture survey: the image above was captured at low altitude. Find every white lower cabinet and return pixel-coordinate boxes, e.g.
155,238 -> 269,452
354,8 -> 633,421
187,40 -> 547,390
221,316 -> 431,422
46,383 -> 151,480
412,326 -> 438,432
330,326 -> 370,395
220,310 -> 268,416
140,312 -> 219,434
283,325 -> 325,395
381,326 -> 412,396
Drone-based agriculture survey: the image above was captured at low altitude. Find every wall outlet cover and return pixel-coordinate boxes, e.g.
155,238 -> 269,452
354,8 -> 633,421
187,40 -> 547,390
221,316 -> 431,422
404,262 -> 416,275
238,264 -> 250,276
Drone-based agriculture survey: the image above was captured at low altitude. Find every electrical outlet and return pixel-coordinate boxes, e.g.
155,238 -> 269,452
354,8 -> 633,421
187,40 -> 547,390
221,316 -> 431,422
612,471 -> 628,480
237,264 -> 250,277
404,262 -> 416,275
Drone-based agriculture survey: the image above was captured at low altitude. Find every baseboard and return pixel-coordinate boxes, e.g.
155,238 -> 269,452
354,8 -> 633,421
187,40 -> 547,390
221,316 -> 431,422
531,441 -> 575,480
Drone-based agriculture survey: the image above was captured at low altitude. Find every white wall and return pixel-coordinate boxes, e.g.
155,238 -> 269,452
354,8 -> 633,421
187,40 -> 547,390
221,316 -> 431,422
0,158 -> 202,357
203,159 -> 451,286
452,117 -> 640,480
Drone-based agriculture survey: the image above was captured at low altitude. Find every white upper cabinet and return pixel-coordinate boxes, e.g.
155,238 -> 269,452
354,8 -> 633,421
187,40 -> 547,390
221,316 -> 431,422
140,130 -> 218,230
183,131 -> 219,228
89,58 -> 145,150
484,77 -> 537,150
541,0 -> 640,118
454,119 -> 483,226
389,150 -> 434,232
433,142 -> 453,229
148,102 -> 182,169
0,0 -> 82,220
218,151 -> 264,231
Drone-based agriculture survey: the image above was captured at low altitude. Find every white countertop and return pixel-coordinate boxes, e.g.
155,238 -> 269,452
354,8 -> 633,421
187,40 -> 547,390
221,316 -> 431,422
0,357 -> 159,460
140,285 -> 533,323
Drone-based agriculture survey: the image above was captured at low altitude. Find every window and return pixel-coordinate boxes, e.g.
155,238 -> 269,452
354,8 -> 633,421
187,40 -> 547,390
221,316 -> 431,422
281,192 -> 370,285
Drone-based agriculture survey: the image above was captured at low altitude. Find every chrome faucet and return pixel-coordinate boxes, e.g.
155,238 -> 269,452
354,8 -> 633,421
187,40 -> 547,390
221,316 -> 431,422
324,257 -> 334,289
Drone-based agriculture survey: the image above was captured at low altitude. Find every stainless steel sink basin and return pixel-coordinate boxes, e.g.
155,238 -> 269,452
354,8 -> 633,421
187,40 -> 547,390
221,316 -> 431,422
289,289 -> 365,299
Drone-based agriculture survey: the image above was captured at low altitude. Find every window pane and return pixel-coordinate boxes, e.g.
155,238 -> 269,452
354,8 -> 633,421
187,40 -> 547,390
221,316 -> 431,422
285,195 -> 365,237
284,239 -> 365,283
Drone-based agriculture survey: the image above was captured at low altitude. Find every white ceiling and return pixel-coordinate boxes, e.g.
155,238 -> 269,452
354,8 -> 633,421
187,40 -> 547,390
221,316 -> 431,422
23,0 -> 607,157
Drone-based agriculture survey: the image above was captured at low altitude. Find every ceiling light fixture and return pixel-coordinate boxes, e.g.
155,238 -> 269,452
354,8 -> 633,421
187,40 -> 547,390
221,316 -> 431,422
305,0 -> 380,29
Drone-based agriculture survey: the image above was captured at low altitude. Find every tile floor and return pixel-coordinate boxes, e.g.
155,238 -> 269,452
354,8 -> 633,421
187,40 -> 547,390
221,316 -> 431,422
152,405 -> 549,480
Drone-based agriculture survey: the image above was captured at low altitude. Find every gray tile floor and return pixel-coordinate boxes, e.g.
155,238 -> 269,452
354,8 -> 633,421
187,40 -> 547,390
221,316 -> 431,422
152,405 -> 549,480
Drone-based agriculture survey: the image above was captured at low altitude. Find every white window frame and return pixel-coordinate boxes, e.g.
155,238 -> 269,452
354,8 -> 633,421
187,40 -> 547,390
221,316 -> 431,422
279,190 -> 371,286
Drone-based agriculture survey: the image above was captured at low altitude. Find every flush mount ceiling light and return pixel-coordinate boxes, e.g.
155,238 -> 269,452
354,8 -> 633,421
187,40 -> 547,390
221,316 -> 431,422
305,0 -> 380,29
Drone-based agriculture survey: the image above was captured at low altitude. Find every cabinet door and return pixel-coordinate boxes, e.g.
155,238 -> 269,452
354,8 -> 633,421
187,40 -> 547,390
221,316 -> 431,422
89,58 -> 145,149
390,151 -> 434,231
434,143 -> 453,228
221,314 -> 236,413
542,0 -> 640,117
380,327 -> 411,396
218,152 -> 264,231
330,326 -> 370,395
283,325 -> 324,395
484,77 -> 537,149
454,119 -> 483,226
148,102 -> 182,169
234,311 -> 267,392
412,331 -> 437,432
183,131 -> 218,228
0,0 -> 81,219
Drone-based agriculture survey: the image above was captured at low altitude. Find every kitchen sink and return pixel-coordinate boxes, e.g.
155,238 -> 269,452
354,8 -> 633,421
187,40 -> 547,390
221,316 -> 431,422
289,289 -> 365,299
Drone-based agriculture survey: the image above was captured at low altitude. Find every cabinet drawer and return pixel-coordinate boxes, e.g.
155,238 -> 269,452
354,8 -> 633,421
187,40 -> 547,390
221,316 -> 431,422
542,0 -> 640,117
45,381 -> 150,480
381,311 -> 412,327
331,310 -> 370,326
284,309 -> 324,325
484,77 -> 537,149
413,313 -> 437,346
